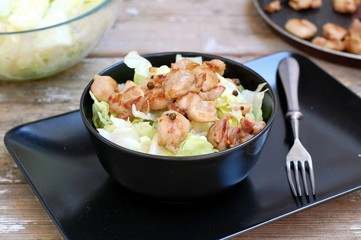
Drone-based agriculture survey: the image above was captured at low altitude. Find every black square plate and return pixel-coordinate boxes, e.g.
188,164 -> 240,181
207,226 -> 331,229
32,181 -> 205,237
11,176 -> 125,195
4,52 -> 361,239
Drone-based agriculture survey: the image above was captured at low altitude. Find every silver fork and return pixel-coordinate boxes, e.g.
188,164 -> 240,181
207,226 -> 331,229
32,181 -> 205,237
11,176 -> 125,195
278,57 -> 316,197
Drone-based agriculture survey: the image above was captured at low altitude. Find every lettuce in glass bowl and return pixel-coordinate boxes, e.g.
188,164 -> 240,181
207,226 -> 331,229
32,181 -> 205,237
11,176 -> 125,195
0,0 -> 119,81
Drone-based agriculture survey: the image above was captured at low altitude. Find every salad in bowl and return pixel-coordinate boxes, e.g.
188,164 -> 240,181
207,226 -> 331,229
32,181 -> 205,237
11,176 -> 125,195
80,51 -> 276,200
89,51 -> 268,156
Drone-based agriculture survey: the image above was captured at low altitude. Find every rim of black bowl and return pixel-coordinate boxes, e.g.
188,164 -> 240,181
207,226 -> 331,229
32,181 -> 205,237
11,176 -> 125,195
0,0 -> 113,35
80,51 -> 277,162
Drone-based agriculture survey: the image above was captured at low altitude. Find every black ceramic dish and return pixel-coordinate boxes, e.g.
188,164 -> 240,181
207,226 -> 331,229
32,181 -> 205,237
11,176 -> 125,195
80,52 -> 276,202
254,0 -> 361,66
4,52 -> 361,239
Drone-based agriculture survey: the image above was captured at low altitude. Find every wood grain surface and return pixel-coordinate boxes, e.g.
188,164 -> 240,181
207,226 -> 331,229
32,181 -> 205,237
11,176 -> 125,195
1,0 -> 361,239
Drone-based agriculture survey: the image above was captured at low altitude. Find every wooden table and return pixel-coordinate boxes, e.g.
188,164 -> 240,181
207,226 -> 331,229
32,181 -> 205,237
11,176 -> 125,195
1,0 -> 360,239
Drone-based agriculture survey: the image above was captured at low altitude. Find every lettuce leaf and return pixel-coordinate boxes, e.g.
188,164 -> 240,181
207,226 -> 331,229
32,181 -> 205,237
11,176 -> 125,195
216,73 -> 267,123
240,83 -> 267,121
124,51 -> 152,84
176,134 -> 215,156
139,136 -> 152,153
218,73 -> 244,99
98,116 -> 142,152
148,133 -> 174,156
131,104 -> 156,121
175,54 -> 203,64
149,65 -> 170,76
125,51 -> 171,85
133,121 -> 156,139
190,121 -> 213,136
216,74 -> 246,125
96,115 -> 156,153
90,91 -> 112,128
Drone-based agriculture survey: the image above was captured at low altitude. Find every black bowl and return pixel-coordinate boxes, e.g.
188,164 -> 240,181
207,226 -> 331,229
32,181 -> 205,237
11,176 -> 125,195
80,52 -> 276,202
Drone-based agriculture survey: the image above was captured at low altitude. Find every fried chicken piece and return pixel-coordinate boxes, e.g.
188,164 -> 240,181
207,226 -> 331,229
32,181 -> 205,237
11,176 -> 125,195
108,81 -> 150,119
311,0 -> 323,8
323,23 -> 348,40
333,0 -> 358,14
174,93 -> 218,123
91,75 -> 118,102
344,34 -> 361,54
288,0 -> 322,10
206,114 -> 266,150
312,36 -> 346,51
344,19 -> 361,54
349,18 -> 361,37
202,59 -> 226,76
171,59 -> 198,70
265,0 -> 282,13
163,68 -> 199,100
285,18 -> 318,39
157,110 -> 191,152
192,65 -> 220,92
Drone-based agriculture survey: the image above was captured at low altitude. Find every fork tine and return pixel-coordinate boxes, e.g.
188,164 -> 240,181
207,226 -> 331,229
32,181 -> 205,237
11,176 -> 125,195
301,161 -> 309,195
294,161 -> 302,196
286,161 -> 297,196
307,161 -> 316,195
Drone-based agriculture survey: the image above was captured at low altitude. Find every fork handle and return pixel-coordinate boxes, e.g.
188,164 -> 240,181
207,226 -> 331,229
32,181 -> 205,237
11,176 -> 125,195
278,57 -> 303,138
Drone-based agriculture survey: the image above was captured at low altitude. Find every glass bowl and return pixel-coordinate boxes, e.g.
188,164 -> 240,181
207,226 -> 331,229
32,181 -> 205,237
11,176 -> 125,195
0,0 -> 119,81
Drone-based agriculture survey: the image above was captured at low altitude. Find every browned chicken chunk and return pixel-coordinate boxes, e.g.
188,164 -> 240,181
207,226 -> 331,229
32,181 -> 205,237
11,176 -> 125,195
323,23 -> 348,40
333,0 -> 359,14
285,18 -> 318,39
265,0 -> 282,13
288,0 -> 322,10
312,36 -> 346,51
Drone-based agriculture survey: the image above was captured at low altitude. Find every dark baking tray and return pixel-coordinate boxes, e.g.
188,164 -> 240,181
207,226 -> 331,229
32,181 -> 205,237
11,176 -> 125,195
254,0 -> 361,66
4,52 -> 361,239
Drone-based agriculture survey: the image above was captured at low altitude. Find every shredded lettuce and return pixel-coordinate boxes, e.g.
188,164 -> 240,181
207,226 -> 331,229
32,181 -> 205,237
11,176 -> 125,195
90,91 -> 113,128
4,0 -> 50,31
148,133 -> 174,156
175,54 -> 203,64
150,65 -> 171,75
241,83 -> 267,121
218,73 -> 243,98
97,116 -> 157,153
133,121 -> 156,140
216,73 -> 267,123
139,136 -> 152,153
132,104 -> 156,121
0,0 -> 103,31
216,74 -> 246,125
190,121 -> 213,136
176,134 -> 215,156
0,0 -> 111,80
124,51 -> 171,85
124,51 -> 152,84
98,116 -> 142,151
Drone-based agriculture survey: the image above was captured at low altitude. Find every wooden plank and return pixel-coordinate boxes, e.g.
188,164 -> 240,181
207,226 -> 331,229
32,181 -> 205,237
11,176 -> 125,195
90,0 -> 295,57
0,184 -> 63,239
1,184 -> 361,239
240,190 -> 361,239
